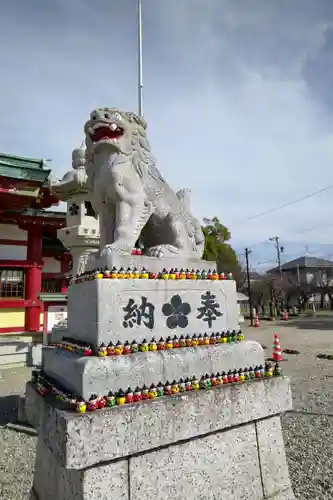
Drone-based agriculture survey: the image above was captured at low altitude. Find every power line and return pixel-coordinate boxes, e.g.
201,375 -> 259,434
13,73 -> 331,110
233,183 -> 333,225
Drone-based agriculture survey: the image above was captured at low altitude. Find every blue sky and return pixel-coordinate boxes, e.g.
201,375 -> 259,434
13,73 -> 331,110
1,0 -> 333,269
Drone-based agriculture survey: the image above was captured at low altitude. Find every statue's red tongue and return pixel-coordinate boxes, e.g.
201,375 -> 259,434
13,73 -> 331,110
92,126 -> 121,142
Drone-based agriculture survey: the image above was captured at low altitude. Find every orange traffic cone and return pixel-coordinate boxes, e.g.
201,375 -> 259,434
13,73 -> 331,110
272,333 -> 283,361
282,309 -> 289,321
254,314 -> 260,327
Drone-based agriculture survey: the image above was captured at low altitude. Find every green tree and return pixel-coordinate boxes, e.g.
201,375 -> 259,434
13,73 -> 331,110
202,217 -> 244,285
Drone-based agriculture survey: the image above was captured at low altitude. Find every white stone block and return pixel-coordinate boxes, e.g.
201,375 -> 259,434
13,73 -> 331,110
68,278 -> 238,347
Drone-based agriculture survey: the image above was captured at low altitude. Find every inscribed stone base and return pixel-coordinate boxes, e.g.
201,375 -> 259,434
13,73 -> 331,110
26,377 -> 295,500
42,340 -> 264,400
67,278 -> 238,347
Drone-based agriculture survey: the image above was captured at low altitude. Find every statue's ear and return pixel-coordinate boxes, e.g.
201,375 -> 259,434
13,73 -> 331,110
127,112 -> 147,130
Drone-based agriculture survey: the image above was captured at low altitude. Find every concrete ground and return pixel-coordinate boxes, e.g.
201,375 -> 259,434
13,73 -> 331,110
0,316 -> 332,499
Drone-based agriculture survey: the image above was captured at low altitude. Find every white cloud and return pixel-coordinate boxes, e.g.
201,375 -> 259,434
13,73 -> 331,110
1,0 -> 333,256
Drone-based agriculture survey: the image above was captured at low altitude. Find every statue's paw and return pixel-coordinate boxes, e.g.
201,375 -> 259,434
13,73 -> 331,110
146,245 -> 180,258
147,246 -> 164,258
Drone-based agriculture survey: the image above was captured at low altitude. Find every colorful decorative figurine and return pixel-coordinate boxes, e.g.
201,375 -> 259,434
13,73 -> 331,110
166,337 -> 173,350
157,337 -> 165,350
179,268 -> 186,279
116,390 -> 126,405
274,362 -> 283,377
169,268 -> 176,280
164,381 -> 172,396
87,395 -> 99,411
131,340 -> 139,353
171,380 -> 179,394
148,384 -> 157,399
191,334 -> 199,347
265,362 -> 273,377
125,388 -> 134,404
156,382 -> 164,397
185,335 -> 192,347
185,377 -> 192,391
115,341 -> 124,356
149,338 -> 157,351
139,339 -> 149,352
132,267 -> 140,279
203,333 -> 210,346
98,343 -> 107,357
140,267 -> 149,279
111,267 -> 118,279
179,335 -> 186,348
173,335 -> 180,348
141,385 -> 149,400
133,387 -> 142,402
191,376 -> 199,391
106,391 -> 116,407
107,342 -> 115,356
178,378 -> 186,392
76,399 -> 87,413
161,268 -> 169,280
123,341 -> 131,355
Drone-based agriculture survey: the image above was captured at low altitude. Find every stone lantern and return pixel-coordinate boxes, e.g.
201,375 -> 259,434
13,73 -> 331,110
52,142 -> 100,276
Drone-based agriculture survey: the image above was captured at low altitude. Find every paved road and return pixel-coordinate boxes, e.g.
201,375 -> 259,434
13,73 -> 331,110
0,316 -> 332,499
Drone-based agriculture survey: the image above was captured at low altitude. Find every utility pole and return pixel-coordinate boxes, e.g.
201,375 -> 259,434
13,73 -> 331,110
245,248 -> 254,326
269,236 -> 282,279
137,0 -> 144,116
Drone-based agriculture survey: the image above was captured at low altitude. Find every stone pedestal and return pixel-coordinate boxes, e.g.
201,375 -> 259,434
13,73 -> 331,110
25,376 -> 294,500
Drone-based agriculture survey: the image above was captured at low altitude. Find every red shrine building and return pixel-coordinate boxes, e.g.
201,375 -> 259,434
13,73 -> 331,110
0,152 -> 69,336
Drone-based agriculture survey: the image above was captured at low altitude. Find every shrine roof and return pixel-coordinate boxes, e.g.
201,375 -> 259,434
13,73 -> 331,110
0,152 -> 52,183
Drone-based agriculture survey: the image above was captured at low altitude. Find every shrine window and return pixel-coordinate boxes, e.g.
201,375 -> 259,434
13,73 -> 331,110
0,269 -> 25,299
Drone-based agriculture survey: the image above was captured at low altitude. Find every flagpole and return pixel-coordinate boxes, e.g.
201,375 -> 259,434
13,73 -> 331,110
138,0 -> 144,116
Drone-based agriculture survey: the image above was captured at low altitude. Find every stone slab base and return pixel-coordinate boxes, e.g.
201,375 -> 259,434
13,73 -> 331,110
42,340 -> 264,400
68,278 -> 239,346
26,377 -> 294,500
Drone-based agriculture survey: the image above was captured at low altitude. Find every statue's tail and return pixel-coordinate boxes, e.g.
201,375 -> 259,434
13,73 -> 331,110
176,189 -> 205,253
176,188 -> 191,212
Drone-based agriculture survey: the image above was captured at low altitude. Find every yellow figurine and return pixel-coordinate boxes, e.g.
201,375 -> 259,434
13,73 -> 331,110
76,400 -> 87,413
140,267 -> 149,279
149,338 -> 157,351
161,268 -> 169,279
179,268 -> 186,279
169,268 -> 176,280
115,341 -> 124,355
111,267 -> 118,279
139,339 -> 149,352
148,384 -> 158,399
117,267 -> 125,278
171,380 -> 180,394
190,269 -> 197,280
116,390 -> 126,405
166,336 -> 174,349
98,343 -> 107,357
191,376 -> 199,391
95,269 -> 103,279
132,267 -> 140,279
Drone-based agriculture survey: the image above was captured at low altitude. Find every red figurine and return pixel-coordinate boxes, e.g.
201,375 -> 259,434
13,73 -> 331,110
164,381 -> 172,396
87,395 -> 99,411
125,388 -> 134,404
133,387 -> 142,402
97,396 -> 106,409
173,335 -> 180,348
141,385 -> 149,400
123,341 -> 131,355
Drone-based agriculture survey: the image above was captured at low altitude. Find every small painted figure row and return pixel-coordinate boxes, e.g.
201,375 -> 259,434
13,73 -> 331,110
32,362 -> 282,415
73,266 -> 234,283
49,331 -> 245,357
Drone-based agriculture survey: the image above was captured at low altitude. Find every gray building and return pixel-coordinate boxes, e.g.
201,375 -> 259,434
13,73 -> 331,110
268,256 -> 333,287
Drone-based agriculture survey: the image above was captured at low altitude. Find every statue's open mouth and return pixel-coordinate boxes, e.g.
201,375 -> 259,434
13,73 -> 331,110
89,124 -> 124,143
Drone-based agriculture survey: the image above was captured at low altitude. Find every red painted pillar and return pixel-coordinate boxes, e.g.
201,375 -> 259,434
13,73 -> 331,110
60,254 -> 71,293
25,225 -> 43,332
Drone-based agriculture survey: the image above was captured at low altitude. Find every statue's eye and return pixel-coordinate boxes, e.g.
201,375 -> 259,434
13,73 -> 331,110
91,114 -> 96,120
104,113 -> 110,119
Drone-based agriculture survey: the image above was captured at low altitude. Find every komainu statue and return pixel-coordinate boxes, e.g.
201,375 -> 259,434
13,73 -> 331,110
51,107 -> 205,261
